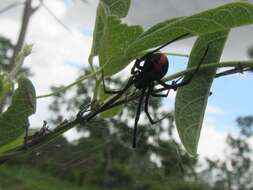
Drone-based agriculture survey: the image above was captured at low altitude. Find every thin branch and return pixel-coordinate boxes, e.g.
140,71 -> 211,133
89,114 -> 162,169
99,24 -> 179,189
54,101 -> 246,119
215,67 -> 253,78
31,0 -> 43,14
9,0 -> 35,70
36,60 -> 253,99
164,52 -> 189,58
162,60 -> 253,82
0,0 -> 36,113
1,60 -> 253,163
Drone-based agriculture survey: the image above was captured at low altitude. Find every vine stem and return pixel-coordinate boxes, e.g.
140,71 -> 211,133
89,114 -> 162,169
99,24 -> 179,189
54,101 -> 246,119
1,60 -> 252,162
163,60 -> 253,82
164,52 -> 189,57
36,60 -> 253,99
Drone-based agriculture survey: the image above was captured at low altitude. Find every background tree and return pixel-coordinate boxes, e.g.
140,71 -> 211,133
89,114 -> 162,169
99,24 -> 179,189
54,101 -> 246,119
199,116 -> 253,190
3,69 -> 209,190
0,1 -> 253,190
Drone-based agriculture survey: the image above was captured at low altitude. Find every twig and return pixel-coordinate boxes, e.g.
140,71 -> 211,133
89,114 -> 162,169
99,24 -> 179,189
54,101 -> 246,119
36,60 -> 253,99
0,61 -> 253,162
162,61 -> 253,82
215,67 -> 253,78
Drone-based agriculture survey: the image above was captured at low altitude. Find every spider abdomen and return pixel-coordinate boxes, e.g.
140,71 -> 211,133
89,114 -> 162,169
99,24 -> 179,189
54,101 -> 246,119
134,53 -> 169,89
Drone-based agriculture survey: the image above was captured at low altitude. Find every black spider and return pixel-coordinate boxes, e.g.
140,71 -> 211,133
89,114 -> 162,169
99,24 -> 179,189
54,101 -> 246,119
81,33 -> 209,148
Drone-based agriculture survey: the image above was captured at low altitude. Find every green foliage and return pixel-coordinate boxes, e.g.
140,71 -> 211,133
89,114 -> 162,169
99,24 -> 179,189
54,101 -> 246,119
175,31 -> 229,156
90,1 -> 253,155
99,16 -> 143,76
0,77 -> 36,152
40,69 -> 207,190
94,2 -> 253,77
0,135 -> 24,155
0,0 -> 251,189
89,0 -> 131,61
0,164 -> 94,190
0,42 -> 36,153
140,17 -> 185,39
127,2 -> 253,55
0,74 -> 13,103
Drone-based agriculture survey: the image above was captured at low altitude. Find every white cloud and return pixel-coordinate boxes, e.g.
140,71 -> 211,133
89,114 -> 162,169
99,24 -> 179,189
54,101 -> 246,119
206,104 -> 225,116
64,127 -> 88,142
198,124 -> 228,160
44,0 -> 67,17
63,0 -> 98,30
160,116 -> 228,160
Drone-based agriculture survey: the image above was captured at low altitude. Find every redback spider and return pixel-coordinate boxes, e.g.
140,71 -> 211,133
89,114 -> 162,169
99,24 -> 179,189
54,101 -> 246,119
80,33 -> 209,148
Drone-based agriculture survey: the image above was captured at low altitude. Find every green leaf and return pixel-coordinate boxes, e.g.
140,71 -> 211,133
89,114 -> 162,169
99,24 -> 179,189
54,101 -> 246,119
99,16 -> 144,76
127,2 -> 253,56
89,0 -> 131,61
0,135 -> 23,155
139,17 -> 185,38
101,0 -> 131,17
175,31 -> 229,156
0,77 -> 36,147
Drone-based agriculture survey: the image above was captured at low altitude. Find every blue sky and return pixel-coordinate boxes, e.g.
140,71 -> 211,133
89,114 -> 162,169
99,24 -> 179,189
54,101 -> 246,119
166,55 -> 253,133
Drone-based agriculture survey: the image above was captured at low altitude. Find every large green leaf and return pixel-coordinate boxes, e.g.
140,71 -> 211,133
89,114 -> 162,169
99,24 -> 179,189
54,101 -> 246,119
0,77 -> 36,147
99,16 -> 144,76
139,17 -> 185,38
89,0 -> 131,61
99,2 -> 253,76
127,2 -> 253,56
0,135 -> 24,154
175,31 -> 229,156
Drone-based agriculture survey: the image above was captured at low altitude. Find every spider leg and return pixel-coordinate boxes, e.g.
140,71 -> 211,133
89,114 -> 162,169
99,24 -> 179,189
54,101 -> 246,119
144,84 -> 172,125
99,77 -> 135,111
144,85 -> 155,124
151,86 -> 170,97
157,80 -> 177,91
131,58 -> 143,75
157,46 -> 209,91
132,88 -> 146,148
24,122 -> 29,148
76,102 -> 92,118
77,77 -> 134,121
101,69 -> 122,94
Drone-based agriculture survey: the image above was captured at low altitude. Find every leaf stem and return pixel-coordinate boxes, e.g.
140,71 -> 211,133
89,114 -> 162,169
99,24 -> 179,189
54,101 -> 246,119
164,52 -> 189,58
37,60 -> 253,99
163,60 -> 253,82
1,60 -> 252,162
